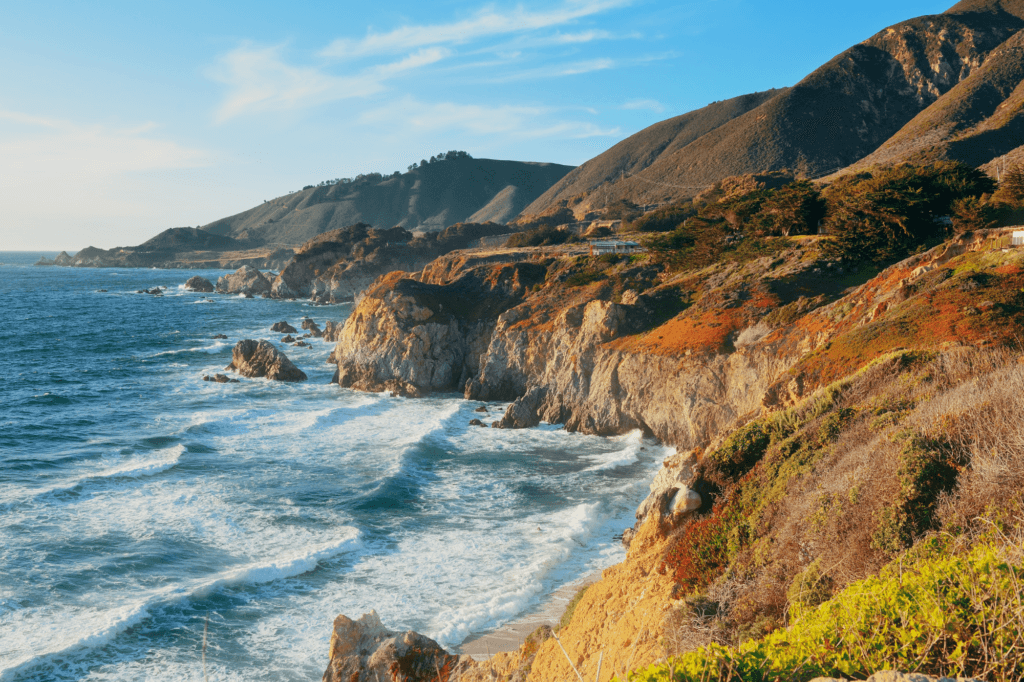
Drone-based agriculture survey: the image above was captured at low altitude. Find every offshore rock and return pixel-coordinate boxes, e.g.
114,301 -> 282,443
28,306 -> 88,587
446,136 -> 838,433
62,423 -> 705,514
302,319 -> 323,337
322,611 -> 469,682
271,321 -> 297,334
216,265 -> 272,296
225,340 -> 307,382
184,276 -> 214,293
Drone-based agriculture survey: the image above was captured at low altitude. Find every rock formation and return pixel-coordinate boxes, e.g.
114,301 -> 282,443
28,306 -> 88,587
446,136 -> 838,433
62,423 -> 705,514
321,611 -> 469,682
271,321 -> 297,333
184,276 -> 214,293
301,319 -> 323,337
334,262 -> 545,395
225,340 -> 307,382
216,265 -> 272,296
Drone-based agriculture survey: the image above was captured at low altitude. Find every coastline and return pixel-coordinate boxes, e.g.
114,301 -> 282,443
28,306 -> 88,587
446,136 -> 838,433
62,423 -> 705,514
458,570 -> 604,660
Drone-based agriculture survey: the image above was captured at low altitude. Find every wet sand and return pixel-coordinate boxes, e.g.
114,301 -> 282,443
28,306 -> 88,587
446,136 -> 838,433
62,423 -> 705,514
458,571 -> 603,661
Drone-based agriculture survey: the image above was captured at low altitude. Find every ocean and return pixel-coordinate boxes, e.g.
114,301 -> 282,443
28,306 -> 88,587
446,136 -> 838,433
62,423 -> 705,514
0,252 -> 670,681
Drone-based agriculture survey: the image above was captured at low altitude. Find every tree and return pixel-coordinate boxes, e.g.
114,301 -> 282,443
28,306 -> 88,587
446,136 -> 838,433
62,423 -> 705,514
994,163 -> 1024,206
821,163 -> 996,264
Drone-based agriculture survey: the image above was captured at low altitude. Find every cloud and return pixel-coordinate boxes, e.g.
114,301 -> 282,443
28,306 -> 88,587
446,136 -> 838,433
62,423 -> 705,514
0,110 -> 212,242
0,110 -> 209,177
320,0 -> 631,58
621,98 -> 666,112
358,97 -> 619,139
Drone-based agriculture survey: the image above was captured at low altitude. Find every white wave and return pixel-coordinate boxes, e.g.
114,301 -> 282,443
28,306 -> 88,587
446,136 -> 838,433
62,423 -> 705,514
0,528 -> 360,680
25,445 -> 185,500
191,531 -> 361,597
582,429 -> 646,471
147,341 -> 231,357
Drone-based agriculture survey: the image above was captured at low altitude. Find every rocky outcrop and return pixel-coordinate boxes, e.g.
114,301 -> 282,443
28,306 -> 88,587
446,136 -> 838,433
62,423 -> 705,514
334,263 -> 546,395
301,319 -> 323,337
322,611 -> 469,682
184,276 -> 214,293
33,256 -> 55,266
53,251 -> 73,266
216,265 -> 272,296
322,320 -> 344,342
271,321 -> 297,334
633,449 -> 702,525
225,340 -> 307,382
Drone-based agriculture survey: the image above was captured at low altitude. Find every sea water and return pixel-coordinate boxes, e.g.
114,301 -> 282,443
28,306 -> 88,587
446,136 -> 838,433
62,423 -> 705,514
0,253 -> 671,682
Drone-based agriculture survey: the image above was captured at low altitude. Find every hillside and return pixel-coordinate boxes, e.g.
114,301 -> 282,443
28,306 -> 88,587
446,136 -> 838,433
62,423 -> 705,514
202,157 -> 574,247
522,0 -> 1024,217
321,164 -> 1024,682
840,27 -> 1024,172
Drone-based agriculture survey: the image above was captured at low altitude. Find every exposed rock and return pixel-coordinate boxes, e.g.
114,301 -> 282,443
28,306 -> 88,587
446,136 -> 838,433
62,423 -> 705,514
322,611 -> 469,682
53,251 -> 73,266
281,335 -> 296,343
322,320 -> 344,342
202,373 -> 238,384
468,419 -> 487,427
33,256 -> 55,266
225,340 -> 307,382
271,321 -> 298,334
634,450 -> 702,525
213,334 -> 228,339
333,263 -> 545,395
184,276 -> 214,293
294,341 -> 310,348
216,265 -> 272,296
474,405 -> 488,412
302,319 -> 323,337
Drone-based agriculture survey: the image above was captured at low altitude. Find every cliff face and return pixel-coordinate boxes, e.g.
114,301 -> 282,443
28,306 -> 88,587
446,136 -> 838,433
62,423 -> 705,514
332,229 -> 1019,449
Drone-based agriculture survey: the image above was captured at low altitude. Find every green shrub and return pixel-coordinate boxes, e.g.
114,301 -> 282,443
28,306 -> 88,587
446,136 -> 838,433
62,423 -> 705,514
564,270 -> 606,287
505,226 -> 579,247
559,585 -> 590,630
630,540 -> 1024,682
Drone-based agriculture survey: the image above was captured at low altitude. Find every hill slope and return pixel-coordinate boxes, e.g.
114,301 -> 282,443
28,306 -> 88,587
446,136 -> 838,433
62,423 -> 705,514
523,1 -> 1024,216
202,157 -> 573,247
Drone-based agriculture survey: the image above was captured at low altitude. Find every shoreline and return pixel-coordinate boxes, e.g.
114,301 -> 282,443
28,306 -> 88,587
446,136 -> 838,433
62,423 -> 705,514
457,570 -> 604,661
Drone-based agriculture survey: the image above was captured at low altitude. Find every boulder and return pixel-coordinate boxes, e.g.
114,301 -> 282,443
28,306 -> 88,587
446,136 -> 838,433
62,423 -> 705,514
225,340 -> 307,382
271,321 -> 297,333
202,373 -> 238,384
322,320 -> 344,342
301,318 -> 323,337
634,450 -> 702,523
184,276 -> 215,293
212,334 -> 228,339
474,405 -> 488,413
468,419 -> 487,427
322,611 -> 469,682
281,335 -> 296,344
216,265 -> 272,296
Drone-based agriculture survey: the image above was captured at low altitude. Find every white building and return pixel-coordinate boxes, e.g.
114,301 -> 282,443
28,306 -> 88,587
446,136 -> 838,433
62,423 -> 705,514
1013,230 -> 1024,247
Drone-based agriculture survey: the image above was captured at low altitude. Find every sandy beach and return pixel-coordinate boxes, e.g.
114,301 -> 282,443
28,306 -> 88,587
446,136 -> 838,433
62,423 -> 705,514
457,571 -> 603,660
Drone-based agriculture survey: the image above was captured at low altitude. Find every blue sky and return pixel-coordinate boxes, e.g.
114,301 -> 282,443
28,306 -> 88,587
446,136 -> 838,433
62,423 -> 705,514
0,0 -> 952,250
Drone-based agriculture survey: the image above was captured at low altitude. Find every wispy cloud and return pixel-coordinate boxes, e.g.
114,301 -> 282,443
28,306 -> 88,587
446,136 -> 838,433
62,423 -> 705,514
622,98 -> 666,112
0,110 -> 209,174
320,0 -> 632,58
358,97 -> 620,139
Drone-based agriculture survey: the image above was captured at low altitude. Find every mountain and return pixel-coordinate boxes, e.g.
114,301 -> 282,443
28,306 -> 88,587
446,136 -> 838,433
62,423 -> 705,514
839,27 -> 1024,172
522,0 -> 1024,216
202,157 -> 573,247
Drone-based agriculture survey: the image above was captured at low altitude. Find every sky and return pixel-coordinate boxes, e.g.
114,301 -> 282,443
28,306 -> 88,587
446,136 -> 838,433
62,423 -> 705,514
0,0 -> 954,250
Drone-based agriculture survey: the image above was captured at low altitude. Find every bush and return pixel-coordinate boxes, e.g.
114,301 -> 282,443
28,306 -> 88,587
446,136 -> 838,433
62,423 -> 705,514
631,540 -> 1024,682
505,226 -> 579,247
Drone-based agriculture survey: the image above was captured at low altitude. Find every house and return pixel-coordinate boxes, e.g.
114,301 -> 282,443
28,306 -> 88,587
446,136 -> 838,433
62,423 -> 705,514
1013,230 -> 1024,247
589,240 -> 645,256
